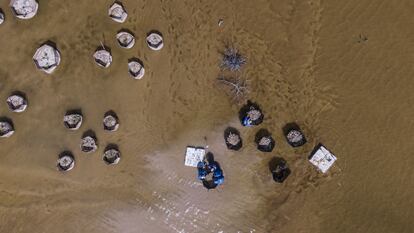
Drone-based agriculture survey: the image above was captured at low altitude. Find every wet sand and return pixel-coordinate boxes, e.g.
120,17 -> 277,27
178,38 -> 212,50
0,0 -> 413,232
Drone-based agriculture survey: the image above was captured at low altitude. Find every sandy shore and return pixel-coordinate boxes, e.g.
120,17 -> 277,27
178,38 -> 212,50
0,0 -> 413,232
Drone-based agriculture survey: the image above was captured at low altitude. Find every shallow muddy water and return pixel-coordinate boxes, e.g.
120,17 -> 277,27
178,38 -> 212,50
0,0 -> 413,232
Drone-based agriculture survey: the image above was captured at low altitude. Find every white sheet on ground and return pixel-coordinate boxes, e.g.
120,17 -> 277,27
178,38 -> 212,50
184,147 -> 205,167
309,145 -> 337,173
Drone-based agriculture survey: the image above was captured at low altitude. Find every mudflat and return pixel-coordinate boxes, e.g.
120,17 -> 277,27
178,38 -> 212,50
0,0 -> 413,232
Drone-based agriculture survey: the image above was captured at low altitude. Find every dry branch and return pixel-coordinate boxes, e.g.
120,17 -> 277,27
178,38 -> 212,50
217,76 -> 250,104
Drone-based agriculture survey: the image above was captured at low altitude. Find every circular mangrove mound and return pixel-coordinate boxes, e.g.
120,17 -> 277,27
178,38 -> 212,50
103,147 -> 121,165
80,135 -> 98,153
93,48 -> 112,68
57,151 -> 75,172
0,119 -> 14,138
146,31 -> 164,51
285,129 -> 306,147
63,113 -> 82,130
128,59 -> 145,79
257,136 -> 275,152
33,43 -> 61,74
103,112 -> 119,131
224,127 -> 242,151
10,0 -> 39,19
108,2 -> 127,23
239,101 -> 264,126
271,159 -> 291,183
116,31 -> 135,49
7,94 -> 27,112
254,129 -> 275,152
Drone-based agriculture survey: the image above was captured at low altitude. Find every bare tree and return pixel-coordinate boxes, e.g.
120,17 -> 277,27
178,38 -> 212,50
217,76 -> 250,104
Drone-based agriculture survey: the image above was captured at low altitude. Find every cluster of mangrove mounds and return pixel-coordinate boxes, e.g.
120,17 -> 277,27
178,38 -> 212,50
103,144 -> 121,165
116,29 -> 135,49
63,110 -> 83,130
93,46 -> 112,68
224,127 -> 242,151
0,117 -> 14,138
80,130 -> 98,153
108,1 -> 127,23
146,31 -> 164,51
255,129 -> 275,152
0,9 -> 5,24
283,123 -> 307,147
220,47 -> 246,72
7,92 -> 28,113
239,101 -> 264,126
57,151 -> 75,172
103,111 -> 119,131
269,157 -> 291,183
33,42 -> 61,74
128,58 -> 145,79
10,0 -> 38,19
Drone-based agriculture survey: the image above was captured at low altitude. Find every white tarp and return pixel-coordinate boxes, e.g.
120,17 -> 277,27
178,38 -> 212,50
309,145 -> 337,173
10,0 -> 38,19
184,146 -> 205,167
108,2 -> 127,23
33,44 -> 61,74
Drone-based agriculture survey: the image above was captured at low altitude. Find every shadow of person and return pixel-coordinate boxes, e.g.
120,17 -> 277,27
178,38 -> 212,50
202,180 -> 218,190
206,152 -> 215,164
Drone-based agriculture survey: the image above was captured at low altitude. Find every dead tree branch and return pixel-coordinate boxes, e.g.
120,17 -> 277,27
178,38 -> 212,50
217,76 -> 250,104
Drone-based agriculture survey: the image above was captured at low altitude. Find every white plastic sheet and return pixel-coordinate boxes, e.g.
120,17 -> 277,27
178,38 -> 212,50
309,145 -> 337,173
184,146 -> 205,167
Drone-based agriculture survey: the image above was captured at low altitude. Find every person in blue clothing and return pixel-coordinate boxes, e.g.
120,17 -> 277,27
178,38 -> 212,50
196,157 -> 224,189
208,161 -> 224,185
197,161 -> 208,180
242,115 -> 253,127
